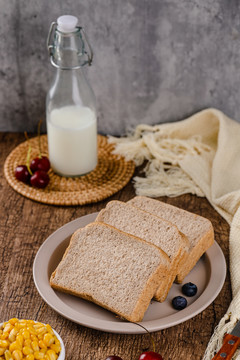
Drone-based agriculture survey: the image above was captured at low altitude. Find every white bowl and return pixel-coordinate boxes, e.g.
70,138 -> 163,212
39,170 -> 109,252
0,321 -> 65,360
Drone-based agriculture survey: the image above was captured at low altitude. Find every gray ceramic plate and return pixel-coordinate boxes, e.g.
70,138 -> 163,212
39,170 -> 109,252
33,213 -> 226,334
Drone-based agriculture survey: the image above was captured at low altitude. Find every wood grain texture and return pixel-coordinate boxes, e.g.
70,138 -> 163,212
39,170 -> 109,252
0,133 -> 231,360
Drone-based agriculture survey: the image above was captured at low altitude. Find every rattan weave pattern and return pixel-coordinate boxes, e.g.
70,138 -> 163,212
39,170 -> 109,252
4,135 -> 135,205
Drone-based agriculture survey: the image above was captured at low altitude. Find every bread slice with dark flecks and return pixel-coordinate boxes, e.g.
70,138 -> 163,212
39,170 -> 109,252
50,222 -> 170,322
128,196 -> 214,283
95,201 -> 189,302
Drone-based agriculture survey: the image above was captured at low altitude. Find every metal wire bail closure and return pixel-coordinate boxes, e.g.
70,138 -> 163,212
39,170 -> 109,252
47,21 -> 93,69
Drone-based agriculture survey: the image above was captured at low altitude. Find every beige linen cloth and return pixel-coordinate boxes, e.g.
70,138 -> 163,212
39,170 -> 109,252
109,108 -> 240,359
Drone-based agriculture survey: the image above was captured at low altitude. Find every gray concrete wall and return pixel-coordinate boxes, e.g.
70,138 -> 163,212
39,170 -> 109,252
1,0 -> 240,136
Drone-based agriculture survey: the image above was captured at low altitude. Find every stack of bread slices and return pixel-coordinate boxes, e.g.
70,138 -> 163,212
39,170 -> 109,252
50,196 -> 214,322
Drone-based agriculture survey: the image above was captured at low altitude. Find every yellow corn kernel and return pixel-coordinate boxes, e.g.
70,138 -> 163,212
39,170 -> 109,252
12,350 -> 22,360
36,327 -> 47,336
24,339 -> 31,348
3,324 -> 13,334
0,340 -> 9,348
1,334 -> 9,341
27,321 -> 35,325
4,350 -> 13,360
45,326 -> 53,336
50,344 -> 61,353
15,335 -> 23,348
26,328 -> 36,336
8,320 -> 18,326
9,342 -> 21,353
38,341 -> 47,350
11,328 -> 18,336
22,346 -> 33,356
8,334 -> 16,343
25,355 -> 34,360
34,351 -> 45,359
16,323 -> 26,330
22,330 -> 30,340
8,328 -> 18,343
31,341 -> 39,352
32,324 -> 42,330
0,348 -> 4,356
42,334 -> 54,348
45,350 -> 57,360
30,335 -> 38,342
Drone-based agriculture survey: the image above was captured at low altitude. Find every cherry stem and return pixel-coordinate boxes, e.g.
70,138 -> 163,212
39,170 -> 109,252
132,322 -> 156,353
24,131 -> 33,176
38,119 -> 42,159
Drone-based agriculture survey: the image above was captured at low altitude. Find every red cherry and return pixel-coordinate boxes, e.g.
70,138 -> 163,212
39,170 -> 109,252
138,351 -> 163,360
30,157 -> 40,172
15,165 -> 30,183
30,156 -> 50,173
30,170 -> 50,188
105,357 -> 123,360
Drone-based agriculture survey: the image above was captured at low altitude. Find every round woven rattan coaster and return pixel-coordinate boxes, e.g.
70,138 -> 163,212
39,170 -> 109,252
4,135 -> 135,206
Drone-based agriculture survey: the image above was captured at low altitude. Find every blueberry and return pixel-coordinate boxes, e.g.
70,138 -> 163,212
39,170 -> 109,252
172,296 -> 187,310
182,282 -> 198,297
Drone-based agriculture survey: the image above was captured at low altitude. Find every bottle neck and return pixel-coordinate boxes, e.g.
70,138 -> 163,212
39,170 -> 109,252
54,66 -> 85,82
51,28 -> 88,69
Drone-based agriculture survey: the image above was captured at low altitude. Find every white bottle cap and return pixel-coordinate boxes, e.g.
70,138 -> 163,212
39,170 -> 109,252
57,15 -> 78,33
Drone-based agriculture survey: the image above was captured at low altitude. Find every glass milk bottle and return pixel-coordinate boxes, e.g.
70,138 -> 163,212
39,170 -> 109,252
46,15 -> 97,177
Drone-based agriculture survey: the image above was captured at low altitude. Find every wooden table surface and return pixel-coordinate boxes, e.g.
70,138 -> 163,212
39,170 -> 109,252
0,133 -> 231,360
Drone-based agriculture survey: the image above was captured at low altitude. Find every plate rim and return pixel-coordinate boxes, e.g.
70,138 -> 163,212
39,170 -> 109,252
33,213 -> 227,334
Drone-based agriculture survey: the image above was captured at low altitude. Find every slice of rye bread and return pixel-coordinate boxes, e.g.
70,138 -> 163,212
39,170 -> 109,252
128,196 -> 214,283
95,201 -> 189,302
50,222 -> 170,322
